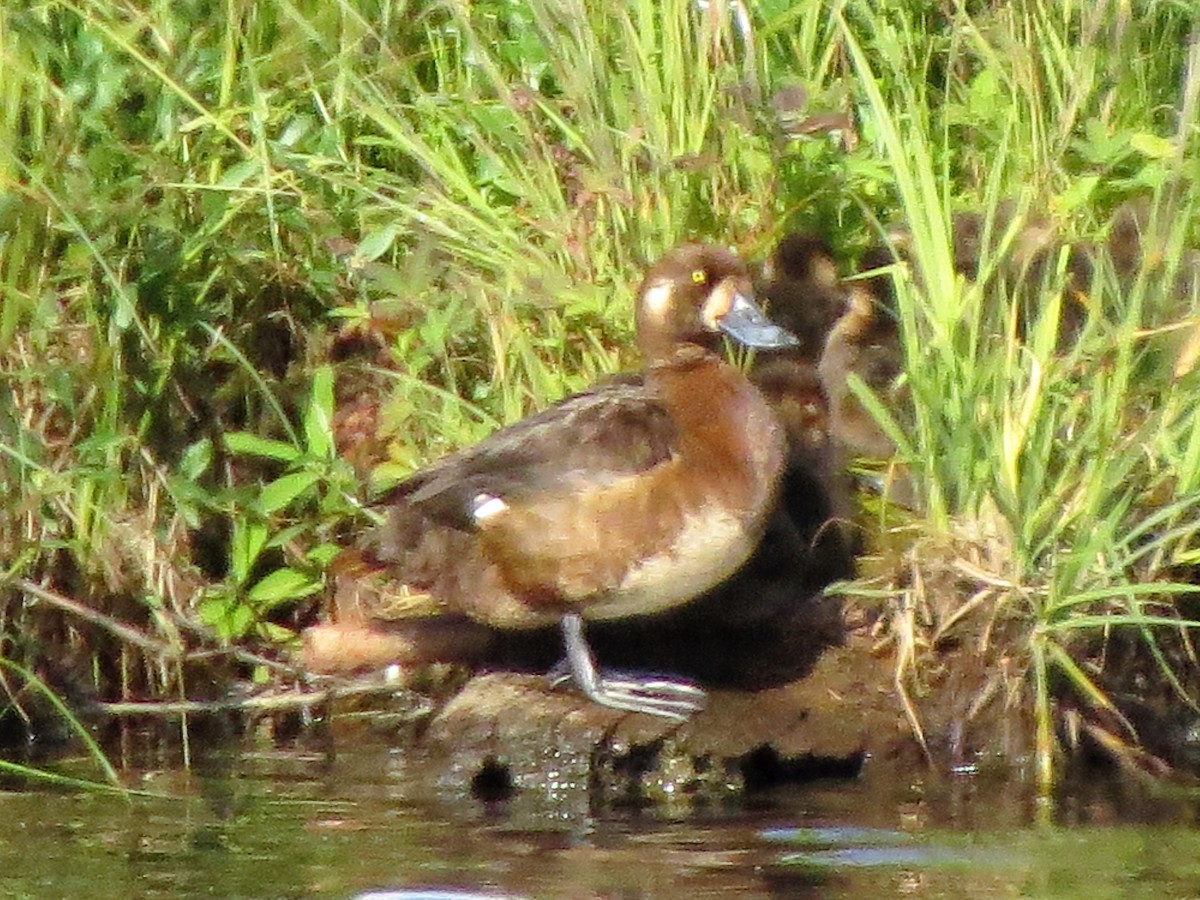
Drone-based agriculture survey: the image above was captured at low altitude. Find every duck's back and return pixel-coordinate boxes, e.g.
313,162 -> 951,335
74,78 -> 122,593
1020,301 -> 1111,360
386,377 -> 678,529
373,354 -> 785,629
370,376 -> 682,628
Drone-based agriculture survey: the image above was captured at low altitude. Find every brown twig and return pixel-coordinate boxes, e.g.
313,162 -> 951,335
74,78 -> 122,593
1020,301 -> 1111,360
96,680 -> 434,718
11,579 -> 312,678
182,645 -> 305,676
14,578 -> 178,656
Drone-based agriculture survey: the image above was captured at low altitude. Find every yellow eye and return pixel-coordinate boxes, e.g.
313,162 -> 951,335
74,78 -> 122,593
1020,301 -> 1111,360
691,269 -> 707,284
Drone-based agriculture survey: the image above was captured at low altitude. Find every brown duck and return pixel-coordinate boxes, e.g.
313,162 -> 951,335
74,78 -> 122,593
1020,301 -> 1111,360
817,245 -> 905,460
305,244 -> 798,719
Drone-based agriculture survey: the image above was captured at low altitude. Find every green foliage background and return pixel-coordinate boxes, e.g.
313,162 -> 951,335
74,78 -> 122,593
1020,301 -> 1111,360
1,0 -> 1199,786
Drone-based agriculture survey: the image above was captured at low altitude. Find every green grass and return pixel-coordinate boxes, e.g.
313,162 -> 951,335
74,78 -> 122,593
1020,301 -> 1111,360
837,2 -> 1200,791
1,0 -> 1199,792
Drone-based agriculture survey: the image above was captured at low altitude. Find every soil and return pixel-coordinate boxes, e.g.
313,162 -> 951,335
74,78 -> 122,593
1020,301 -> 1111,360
418,628 -> 909,806
306,589 -> 1044,807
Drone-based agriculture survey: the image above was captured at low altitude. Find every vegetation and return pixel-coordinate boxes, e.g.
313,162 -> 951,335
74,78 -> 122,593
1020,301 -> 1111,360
1,0 -> 1198,794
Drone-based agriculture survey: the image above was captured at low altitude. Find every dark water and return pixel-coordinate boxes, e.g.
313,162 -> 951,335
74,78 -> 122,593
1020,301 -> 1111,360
4,725 -> 1200,899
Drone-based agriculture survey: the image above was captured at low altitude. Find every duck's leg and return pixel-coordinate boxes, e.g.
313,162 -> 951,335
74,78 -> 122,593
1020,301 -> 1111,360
555,613 -> 705,721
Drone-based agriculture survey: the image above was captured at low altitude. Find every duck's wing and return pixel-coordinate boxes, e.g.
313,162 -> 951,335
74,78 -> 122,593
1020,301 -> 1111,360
387,375 -> 679,529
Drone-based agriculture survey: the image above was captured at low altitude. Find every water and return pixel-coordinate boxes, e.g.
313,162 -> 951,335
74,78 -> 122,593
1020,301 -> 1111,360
3,726 -> 1200,899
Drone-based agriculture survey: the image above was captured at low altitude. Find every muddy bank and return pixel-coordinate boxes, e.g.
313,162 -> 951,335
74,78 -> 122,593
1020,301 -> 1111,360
302,591 -> 1051,809
420,630 -> 901,805
298,508 -> 1059,804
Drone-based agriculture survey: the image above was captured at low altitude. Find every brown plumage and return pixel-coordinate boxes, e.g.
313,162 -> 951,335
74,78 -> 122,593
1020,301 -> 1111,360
751,358 -> 832,469
1105,195 -> 1200,376
758,232 -> 845,361
738,232 -> 867,577
948,204 -> 1095,343
750,232 -> 850,467
304,244 -> 799,718
817,246 -> 905,459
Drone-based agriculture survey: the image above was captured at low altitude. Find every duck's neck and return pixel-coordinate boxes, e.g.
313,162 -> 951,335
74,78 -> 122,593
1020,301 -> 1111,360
645,349 -> 786,525
641,341 -> 718,369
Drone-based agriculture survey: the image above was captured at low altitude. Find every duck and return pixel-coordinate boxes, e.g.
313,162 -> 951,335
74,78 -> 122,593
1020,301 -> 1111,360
817,245 -> 905,460
304,244 -> 799,719
948,204 -> 1096,343
757,232 -> 847,361
749,231 -> 860,544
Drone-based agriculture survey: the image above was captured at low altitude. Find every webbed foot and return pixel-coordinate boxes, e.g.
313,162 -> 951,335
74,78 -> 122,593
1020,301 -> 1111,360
550,614 -> 705,721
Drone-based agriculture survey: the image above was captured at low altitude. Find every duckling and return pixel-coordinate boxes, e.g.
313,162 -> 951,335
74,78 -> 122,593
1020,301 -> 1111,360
1106,198 -> 1150,280
818,246 -> 905,460
750,231 -> 861,556
758,232 -> 846,361
1104,193 -> 1200,295
751,233 -> 845,469
1105,195 -> 1200,376
751,355 -> 837,475
949,205 -> 1095,343
305,244 -> 798,720
949,200 -> 1021,283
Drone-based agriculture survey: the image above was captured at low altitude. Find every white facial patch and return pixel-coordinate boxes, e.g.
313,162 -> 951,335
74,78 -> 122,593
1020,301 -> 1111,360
471,493 -> 509,522
701,280 -> 735,330
814,254 -> 838,288
642,279 -> 675,320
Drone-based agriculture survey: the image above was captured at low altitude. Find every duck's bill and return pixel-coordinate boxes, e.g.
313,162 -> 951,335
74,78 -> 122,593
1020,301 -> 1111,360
719,293 -> 800,349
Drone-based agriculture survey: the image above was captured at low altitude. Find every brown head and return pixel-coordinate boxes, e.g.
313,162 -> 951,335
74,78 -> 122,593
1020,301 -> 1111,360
635,243 -> 798,364
767,232 -> 840,286
759,232 -> 844,360
856,245 -> 902,315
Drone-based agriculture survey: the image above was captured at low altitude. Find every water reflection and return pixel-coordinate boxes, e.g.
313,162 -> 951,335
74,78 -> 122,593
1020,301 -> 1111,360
3,726 -> 1200,899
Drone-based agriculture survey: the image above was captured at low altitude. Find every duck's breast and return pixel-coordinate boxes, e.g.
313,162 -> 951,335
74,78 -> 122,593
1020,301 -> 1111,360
475,356 -> 787,622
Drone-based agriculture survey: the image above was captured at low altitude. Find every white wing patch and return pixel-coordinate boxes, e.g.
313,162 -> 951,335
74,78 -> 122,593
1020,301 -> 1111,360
471,493 -> 509,522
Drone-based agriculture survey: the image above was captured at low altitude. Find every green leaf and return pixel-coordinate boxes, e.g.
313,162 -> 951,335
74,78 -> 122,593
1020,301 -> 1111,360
179,438 -> 213,481
357,223 -> 401,262
1130,132 -> 1176,159
197,591 -> 253,641
967,69 -> 1001,120
264,522 -> 309,550
1054,176 -> 1100,215
247,567 -> 322,607
259,622 -> 300,645
217,159 -> 261,187
224,431 -> 301,463
1075,120 -> 1130,165
258,471 -> 320,515
361,262 -> 411,295
112,285 -> 136,332
303,365 -> 335,460
307,542 -> 343,566
231,519 -> 268,585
